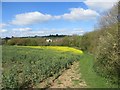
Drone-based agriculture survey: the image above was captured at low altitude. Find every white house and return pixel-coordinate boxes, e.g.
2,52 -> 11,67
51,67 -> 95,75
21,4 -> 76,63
46,39 -> 53,42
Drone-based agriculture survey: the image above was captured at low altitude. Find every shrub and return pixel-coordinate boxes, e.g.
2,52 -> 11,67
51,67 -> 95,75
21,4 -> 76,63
93,2 -> 120,85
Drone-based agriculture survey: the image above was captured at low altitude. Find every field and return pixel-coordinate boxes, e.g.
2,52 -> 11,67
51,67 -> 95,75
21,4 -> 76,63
1,1 -> 119,88
2,46 -> 83,88
2,46 -> 118,88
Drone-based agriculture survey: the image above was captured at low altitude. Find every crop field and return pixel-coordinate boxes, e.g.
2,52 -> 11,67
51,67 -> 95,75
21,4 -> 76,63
2,46 -> 83,88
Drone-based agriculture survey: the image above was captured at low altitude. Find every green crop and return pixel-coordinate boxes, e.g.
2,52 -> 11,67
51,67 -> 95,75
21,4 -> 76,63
2,46 -> 82,89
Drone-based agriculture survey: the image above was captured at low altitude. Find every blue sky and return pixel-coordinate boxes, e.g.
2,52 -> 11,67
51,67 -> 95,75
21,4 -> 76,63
1,1 -> 117,37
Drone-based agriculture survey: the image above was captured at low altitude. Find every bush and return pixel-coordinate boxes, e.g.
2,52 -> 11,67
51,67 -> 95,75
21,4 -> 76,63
94,24 -> 119,84
93,2 -> 120,85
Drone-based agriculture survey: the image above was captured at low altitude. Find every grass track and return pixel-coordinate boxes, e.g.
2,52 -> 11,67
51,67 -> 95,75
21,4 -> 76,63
79,53 -> 117,88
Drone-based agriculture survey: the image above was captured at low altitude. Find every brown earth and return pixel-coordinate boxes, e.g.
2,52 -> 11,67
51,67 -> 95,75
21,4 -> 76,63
35,61 -> 87,88
50,62 -> 87,88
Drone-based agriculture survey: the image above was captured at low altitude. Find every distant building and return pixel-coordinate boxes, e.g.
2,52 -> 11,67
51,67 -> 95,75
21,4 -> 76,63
46,39 -> 52,42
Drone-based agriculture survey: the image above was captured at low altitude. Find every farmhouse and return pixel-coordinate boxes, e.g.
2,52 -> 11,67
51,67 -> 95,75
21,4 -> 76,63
46,39 -> 53,42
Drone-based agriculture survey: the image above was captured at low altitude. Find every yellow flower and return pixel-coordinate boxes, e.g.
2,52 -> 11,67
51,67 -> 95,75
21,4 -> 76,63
19,46 -> 83,55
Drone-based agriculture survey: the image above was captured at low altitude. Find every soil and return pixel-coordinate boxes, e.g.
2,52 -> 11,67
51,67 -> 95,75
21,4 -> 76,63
50,62 -> 87,88
35,61 -> 87,88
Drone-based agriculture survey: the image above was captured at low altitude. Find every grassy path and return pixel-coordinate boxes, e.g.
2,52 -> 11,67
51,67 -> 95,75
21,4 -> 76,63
79,53 -> 116,88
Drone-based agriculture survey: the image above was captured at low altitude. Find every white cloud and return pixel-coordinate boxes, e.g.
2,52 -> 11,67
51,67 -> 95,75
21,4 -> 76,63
13,31 -> 45,37
61,8 -> 100,21
14,28 -> 85,36
0,29 -> 7,33
10,8 -> 99,26
36,28 -> 85,35
84,0 -> 118,12
11,11 -> 52,25
2,27 -> 85,37
3,29 -> 44,37
0,23 -> 7,28
54,16 -> 61,19
72,28 -> 85,35
12,27 -> 32,32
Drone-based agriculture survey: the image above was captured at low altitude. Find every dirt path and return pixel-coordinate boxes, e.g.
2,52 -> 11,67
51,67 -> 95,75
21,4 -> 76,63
50,61 -> 87,88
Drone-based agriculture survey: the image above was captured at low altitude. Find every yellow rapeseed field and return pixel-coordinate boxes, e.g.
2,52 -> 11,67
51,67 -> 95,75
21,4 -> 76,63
20,46 -> 83,55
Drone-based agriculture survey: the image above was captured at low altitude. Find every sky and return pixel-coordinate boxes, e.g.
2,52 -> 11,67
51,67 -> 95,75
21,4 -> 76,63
0,0 -> 118,38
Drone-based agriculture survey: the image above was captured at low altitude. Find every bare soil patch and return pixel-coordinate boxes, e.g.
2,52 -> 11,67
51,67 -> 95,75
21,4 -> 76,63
50,62 -> 87,88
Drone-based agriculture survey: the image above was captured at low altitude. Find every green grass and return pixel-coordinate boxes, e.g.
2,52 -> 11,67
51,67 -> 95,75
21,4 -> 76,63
79,53 -> 117,88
